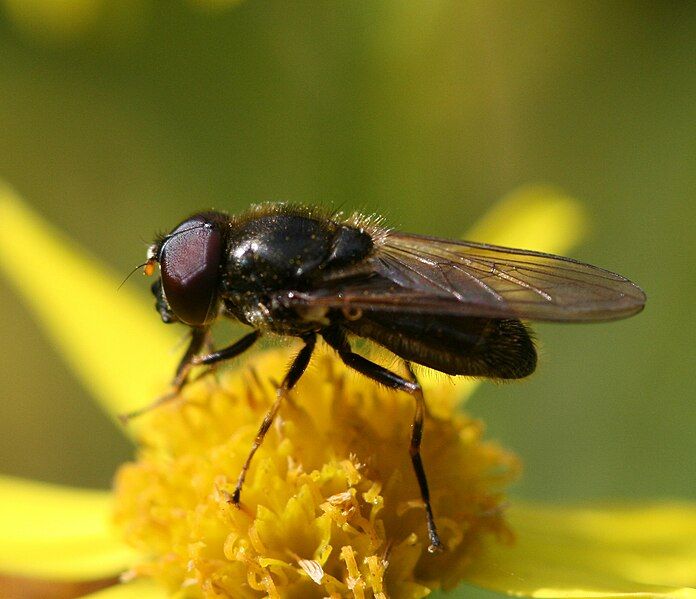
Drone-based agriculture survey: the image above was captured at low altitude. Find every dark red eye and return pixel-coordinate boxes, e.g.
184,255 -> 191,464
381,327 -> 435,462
159,216 -> 224,326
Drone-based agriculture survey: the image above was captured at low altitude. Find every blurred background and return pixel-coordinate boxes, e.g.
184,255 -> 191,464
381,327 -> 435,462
0,2 -> 694,597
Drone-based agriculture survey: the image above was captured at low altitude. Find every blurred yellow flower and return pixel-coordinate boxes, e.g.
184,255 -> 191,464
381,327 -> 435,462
1,0 -> 147,44
1,0 -> 243,44
0,183 -> 694,599
2,0 -> 104,41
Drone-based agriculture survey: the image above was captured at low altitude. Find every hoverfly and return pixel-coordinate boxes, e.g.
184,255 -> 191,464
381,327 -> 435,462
136,203 -> 645,553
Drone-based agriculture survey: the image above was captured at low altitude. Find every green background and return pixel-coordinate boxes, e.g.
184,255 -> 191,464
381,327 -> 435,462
0,2 -> 694,597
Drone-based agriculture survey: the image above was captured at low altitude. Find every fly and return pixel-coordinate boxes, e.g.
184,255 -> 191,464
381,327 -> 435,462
131,203 -> 646,553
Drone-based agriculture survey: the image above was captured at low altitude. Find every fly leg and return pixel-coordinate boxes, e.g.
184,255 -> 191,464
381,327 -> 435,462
181,329 -> 261,389
170,326 -> 212,389
190,330 -> 261,368
402,361 -> 443,551
119,329 -> 259,422
322,327 -> 444,553
229,334 -> 316,506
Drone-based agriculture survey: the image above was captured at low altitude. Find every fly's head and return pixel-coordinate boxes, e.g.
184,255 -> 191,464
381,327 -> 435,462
145,212 -> 229,328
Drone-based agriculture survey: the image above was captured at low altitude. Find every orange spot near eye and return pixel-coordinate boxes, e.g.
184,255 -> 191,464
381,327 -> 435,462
143,260 -> 156,276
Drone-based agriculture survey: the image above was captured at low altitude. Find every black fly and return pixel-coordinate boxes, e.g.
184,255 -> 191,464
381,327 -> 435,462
134,203 -> 646,553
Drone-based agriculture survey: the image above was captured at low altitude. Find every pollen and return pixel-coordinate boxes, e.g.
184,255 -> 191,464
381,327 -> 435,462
113,348 -> 520,598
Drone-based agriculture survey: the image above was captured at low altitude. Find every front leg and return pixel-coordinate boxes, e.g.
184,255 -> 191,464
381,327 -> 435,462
191,330 -> 261,367
175,329 -> 261,390
120,329 -> 259,422
172,326 -> 211,389
322,326 -> 444,554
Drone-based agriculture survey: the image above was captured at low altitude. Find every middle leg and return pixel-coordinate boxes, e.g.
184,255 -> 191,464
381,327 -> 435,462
229,333 -> 316,505
322,327 -> 444,553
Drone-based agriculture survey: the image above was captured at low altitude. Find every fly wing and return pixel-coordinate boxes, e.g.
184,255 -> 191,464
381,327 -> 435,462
286,232 -> 646,322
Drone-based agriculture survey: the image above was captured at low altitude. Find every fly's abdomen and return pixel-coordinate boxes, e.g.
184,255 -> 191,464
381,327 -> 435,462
345,312 -> 536,379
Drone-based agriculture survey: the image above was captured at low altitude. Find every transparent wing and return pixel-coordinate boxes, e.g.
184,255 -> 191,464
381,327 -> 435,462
287,232 -> 646,322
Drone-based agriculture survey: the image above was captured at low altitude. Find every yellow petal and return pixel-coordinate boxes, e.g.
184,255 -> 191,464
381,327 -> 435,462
82,579 -> 168,599
466,184 -> 587,253
0,185 -> 179,423
0,476 -> 139,580
465,502 -> 696,598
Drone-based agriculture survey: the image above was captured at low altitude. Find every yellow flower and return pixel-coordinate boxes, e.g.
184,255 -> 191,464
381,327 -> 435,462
0,183 -> 694,599
113,348 -> 519,598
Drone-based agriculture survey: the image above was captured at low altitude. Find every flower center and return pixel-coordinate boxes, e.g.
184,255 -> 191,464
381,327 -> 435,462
113,348 -> 520,598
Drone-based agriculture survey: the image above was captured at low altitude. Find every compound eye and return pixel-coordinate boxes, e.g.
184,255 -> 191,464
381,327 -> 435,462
160,217 -> 224,326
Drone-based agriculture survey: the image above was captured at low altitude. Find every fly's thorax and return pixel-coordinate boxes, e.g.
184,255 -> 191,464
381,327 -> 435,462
220,212 -> 374,295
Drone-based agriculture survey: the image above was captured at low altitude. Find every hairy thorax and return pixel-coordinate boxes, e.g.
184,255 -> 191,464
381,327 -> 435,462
220,210 -> 373,335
